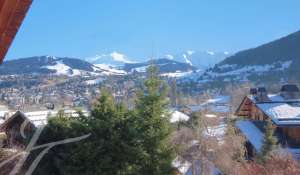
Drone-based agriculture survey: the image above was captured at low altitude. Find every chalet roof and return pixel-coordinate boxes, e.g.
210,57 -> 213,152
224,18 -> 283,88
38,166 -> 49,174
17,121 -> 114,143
246,94 -> 300,125
237,120 -> 300,158
0,0 -> 32,63
170,110 -> 190,123
236,120 -> 263,151
256,103 -> 300,125
281,84 -> 300,92
0,110 -> 89,128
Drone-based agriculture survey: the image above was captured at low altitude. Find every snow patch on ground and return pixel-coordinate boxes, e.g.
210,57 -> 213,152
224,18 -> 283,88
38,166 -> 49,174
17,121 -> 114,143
161,71 -> 193,78
45,62 -> 72,75
94,64 -> 127,75
204,122 -> 227,142
213,60 -> 292,77
85,78 -> 105,85
170,111 -> 190,123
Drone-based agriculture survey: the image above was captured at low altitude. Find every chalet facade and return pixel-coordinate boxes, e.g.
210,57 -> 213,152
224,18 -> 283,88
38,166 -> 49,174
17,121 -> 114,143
235,84 -> 300,158
0,109 -> 89,149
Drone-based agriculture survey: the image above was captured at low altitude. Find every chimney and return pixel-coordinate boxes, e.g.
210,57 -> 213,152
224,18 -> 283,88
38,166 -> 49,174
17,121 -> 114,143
250,88 -> 257,95
255,87 -> 270,102
280,84 -> 300,100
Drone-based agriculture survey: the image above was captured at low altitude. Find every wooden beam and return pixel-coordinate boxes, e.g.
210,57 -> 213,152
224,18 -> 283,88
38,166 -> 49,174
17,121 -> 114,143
0,0 -> 32,63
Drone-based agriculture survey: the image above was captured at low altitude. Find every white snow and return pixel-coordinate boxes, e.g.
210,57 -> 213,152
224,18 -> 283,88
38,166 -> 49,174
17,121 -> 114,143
85,78 -> 105,85
187,50 -> 195,55
131,66 -> 149,73
110,51 -> 133,63
24,110 -> 88,127
182,54 -> 193,65
236,120 -> 264,151
211,61 -> 293,78
170,111 -> 190,123
206,95 -> 230,104
204,122 -> 227,141
165,54 -> 174,60
172,157 -> 192,175
207,51 -> 215,55
205,114 -> 217,118
256,103 -> 300,125
94,64 -> 127,75
268,94 -> 285,102
160,71 -> 193,78
45,62 -> 72,75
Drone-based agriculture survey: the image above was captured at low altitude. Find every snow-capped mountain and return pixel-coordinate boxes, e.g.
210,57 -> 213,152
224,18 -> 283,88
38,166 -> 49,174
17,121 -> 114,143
85,51 -> 136,66
182,30 -> 300,85
0,56 -> 196,77
85,50 -> 229,69
0,56 -> 126,76
165,50 -> 230,69
123,58 -> 197,74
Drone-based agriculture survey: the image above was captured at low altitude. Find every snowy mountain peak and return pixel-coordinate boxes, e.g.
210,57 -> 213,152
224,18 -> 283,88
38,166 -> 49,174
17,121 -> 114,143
109,51 -> 133,63
207,51 -> 215,55
85,51 -> 135,66
186,50 -> 195,55
165,54 -> 174,60
224,51 -> 230,55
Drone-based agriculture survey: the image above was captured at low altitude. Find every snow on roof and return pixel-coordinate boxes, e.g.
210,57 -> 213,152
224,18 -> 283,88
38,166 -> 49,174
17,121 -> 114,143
170,111 -> 190,123
172,157 -> 192,175
24,111 -> 57,127
236,120 -> 263,151
249,94 -> 300,103
256,103 -> 300,125
267,94 -> 285,102
23,110 -> 88,127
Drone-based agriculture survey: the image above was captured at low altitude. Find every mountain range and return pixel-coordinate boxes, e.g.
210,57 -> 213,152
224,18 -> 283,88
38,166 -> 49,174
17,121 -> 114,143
0,56 -> 197,76
2,29 -> 300,85
188,30 -> 300,85
85,50 -> 229,69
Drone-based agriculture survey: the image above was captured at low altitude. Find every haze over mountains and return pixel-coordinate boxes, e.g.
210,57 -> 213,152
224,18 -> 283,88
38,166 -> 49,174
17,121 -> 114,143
1,29 -> 300,85
188,30 -> 300,85
85,50 -> 230,69
0,50 -> 228,77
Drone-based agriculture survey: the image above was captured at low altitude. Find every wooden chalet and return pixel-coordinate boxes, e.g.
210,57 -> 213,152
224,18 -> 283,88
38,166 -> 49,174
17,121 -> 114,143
235,84 -> 300,158
0,109 -> 89,149
0,0 -> 33,149
0,0 -> 32,63
0,111 -> 35,149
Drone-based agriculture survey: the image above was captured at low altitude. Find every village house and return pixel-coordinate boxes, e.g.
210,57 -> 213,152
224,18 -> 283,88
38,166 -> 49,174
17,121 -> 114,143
235,84 -> 300,159
0,109 -> 89,149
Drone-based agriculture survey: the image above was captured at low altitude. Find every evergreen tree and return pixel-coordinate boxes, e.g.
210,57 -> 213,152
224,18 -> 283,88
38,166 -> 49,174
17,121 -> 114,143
29,71 -> 175,175
258,119 -> 277,163
135,65 -> 174,175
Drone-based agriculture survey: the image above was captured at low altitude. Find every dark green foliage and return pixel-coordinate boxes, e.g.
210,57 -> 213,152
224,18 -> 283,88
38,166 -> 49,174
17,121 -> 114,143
220,30 -> 300,66
29,66 -> 174,175
134,66 -> 174,175
0,56 -> 94,75
257,119 -> 277,164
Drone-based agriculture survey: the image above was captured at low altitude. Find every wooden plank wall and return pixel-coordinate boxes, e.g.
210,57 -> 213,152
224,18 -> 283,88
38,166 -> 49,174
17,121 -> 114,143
0,0 -> 32,63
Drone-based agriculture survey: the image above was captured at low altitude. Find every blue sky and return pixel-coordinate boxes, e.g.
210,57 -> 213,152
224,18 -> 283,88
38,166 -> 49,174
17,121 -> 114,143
6,0 -> 300,60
